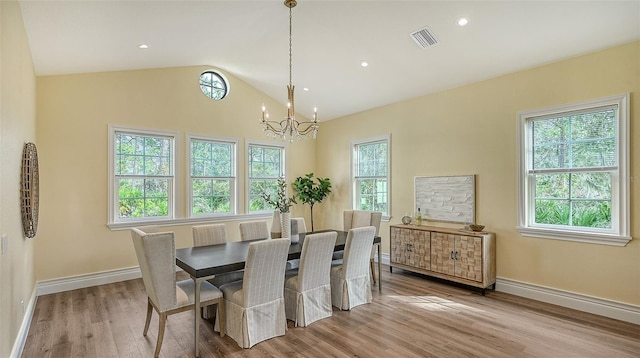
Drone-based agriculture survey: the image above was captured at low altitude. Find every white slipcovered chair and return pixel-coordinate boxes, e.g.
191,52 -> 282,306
216,238 -> 291,348
334,210 -> 382,282
330,226 -> 376,310
284,231 -> 337,327
130,228 -> 224,358
192,223 -> 242,319
285,217 -> 308,270
239,221 -> 270,241
192,223 -> 227,246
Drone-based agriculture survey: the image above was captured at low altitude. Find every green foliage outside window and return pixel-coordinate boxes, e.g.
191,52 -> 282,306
191,139 -> 234,215
116,133 -> 172,219
531,108 -> 615,228
355,141 -> 388,214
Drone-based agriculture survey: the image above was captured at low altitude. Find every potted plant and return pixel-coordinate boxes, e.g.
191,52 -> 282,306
292,173 -> 332,232
261,177 -> 297,239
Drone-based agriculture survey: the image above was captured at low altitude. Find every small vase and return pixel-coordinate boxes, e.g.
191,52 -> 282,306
271,210 -> 282,239
281,212 -> 291,239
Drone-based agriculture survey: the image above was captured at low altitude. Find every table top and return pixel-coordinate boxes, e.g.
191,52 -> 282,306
175,229 -> 381,279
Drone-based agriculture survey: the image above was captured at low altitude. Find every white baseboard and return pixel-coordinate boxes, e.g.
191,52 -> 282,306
36,266 -> 142,296
10,287 -> 37,358
496,277 -> 640,325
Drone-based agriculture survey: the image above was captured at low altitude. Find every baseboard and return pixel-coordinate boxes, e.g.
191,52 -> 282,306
36,266 -> 142,296
496,277 -> 640,325
10,287 -> 37,358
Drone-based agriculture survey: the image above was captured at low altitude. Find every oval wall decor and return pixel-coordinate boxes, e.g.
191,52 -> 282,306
21,142 -> 39,238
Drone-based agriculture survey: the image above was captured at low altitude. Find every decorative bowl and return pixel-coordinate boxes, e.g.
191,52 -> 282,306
401,215 -> 412,225
469,224 -> 485,232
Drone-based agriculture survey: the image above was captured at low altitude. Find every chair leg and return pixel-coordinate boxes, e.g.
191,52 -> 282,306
370,259 -> 377,284
143,299 -> 153,336
154,313 -> 167,358
217,299 -> 225,337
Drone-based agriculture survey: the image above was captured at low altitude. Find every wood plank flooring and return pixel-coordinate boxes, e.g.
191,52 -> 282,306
22,267 -> 640,357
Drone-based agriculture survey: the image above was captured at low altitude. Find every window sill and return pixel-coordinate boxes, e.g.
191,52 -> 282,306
107,213 -> 272,231
517,226 -> 632,247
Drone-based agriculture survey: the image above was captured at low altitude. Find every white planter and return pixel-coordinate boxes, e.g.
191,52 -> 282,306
281,212 -> 291,239
271,210 -> 282,238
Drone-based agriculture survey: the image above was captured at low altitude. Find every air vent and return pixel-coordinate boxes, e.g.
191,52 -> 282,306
410,26 -> 438,48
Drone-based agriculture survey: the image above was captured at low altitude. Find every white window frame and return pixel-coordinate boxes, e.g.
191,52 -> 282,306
245,140 -> 287,214
351,134 -> 391,220
516,94 -> 630,246
187,134 -> 238,218
108,125 -> 180,226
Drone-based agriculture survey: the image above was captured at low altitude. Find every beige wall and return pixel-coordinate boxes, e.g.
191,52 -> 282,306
35,66 -> 315,282
0,1 -> 37,356
317,41 -> 640,305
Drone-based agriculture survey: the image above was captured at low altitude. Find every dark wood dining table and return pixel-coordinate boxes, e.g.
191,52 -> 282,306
175,229 -> 382,357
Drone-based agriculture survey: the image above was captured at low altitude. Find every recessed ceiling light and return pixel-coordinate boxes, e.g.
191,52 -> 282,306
138,44 -> 149,49
456,17 -> 470,27
303,87 -> 309,91
361,61 -> 369,67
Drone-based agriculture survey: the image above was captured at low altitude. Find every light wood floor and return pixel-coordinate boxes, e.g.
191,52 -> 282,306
23,267 -> 640,357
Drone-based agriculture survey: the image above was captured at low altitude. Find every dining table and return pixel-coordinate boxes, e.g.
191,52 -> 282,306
175,229 -> 382,357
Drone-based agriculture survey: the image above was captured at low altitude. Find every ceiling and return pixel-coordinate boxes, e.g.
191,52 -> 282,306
18,0 -> 640,121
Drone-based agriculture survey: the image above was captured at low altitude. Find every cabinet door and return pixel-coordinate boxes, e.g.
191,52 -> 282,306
409,229 -> 430,270
430,232 -> 455,276
455,235 -> 483,282
390,227 -> 409,265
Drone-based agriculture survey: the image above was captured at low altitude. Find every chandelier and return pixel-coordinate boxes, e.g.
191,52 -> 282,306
260,0 -> 319,142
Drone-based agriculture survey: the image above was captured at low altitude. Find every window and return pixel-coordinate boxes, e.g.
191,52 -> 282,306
517,94 -> 630,246
246,141 -> 285,213
352,134 -> 391,218
188,135 -> 237,217
199,70 -> 229,100
109,127 -> 177,224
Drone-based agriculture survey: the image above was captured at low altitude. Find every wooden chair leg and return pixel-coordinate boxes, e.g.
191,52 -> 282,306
143,298 -> 153,336
217,299 -> 225,337
154,313 -> 167,358
370,259 -> 377,284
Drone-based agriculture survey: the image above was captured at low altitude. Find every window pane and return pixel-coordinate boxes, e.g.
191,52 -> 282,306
247,143 -> 284,213
534,172 -> 612,228
535,199 -> 570,225
192,179 -> 231,215
535,173 -> 569,199
116,133 -> 171,176
118,178 -> 169,219
357,178 -> 387,213
249,179 -> 278,211
532,108 -> 617,170
571,200 -> 611,228
249,145 -> 282,179
191,140 -> 233,177
357,142 -> 387,177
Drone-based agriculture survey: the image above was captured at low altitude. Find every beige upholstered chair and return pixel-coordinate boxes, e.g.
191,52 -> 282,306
239,221 -> 270,241
291,217 -> 307,234
284,231 -> 337,327
192,223 -> 241,319
335,210 -> 382,282
216,238 -> 291,348
130,228 -> 224,357
136,225 -> 161,234
192,223 -> 227,246
330,226 -> 376,310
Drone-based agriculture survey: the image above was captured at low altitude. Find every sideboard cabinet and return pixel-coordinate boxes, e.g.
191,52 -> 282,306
390,224 -> 496,291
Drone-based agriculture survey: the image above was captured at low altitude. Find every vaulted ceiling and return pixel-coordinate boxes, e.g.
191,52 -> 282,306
19,0 -> 640,121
